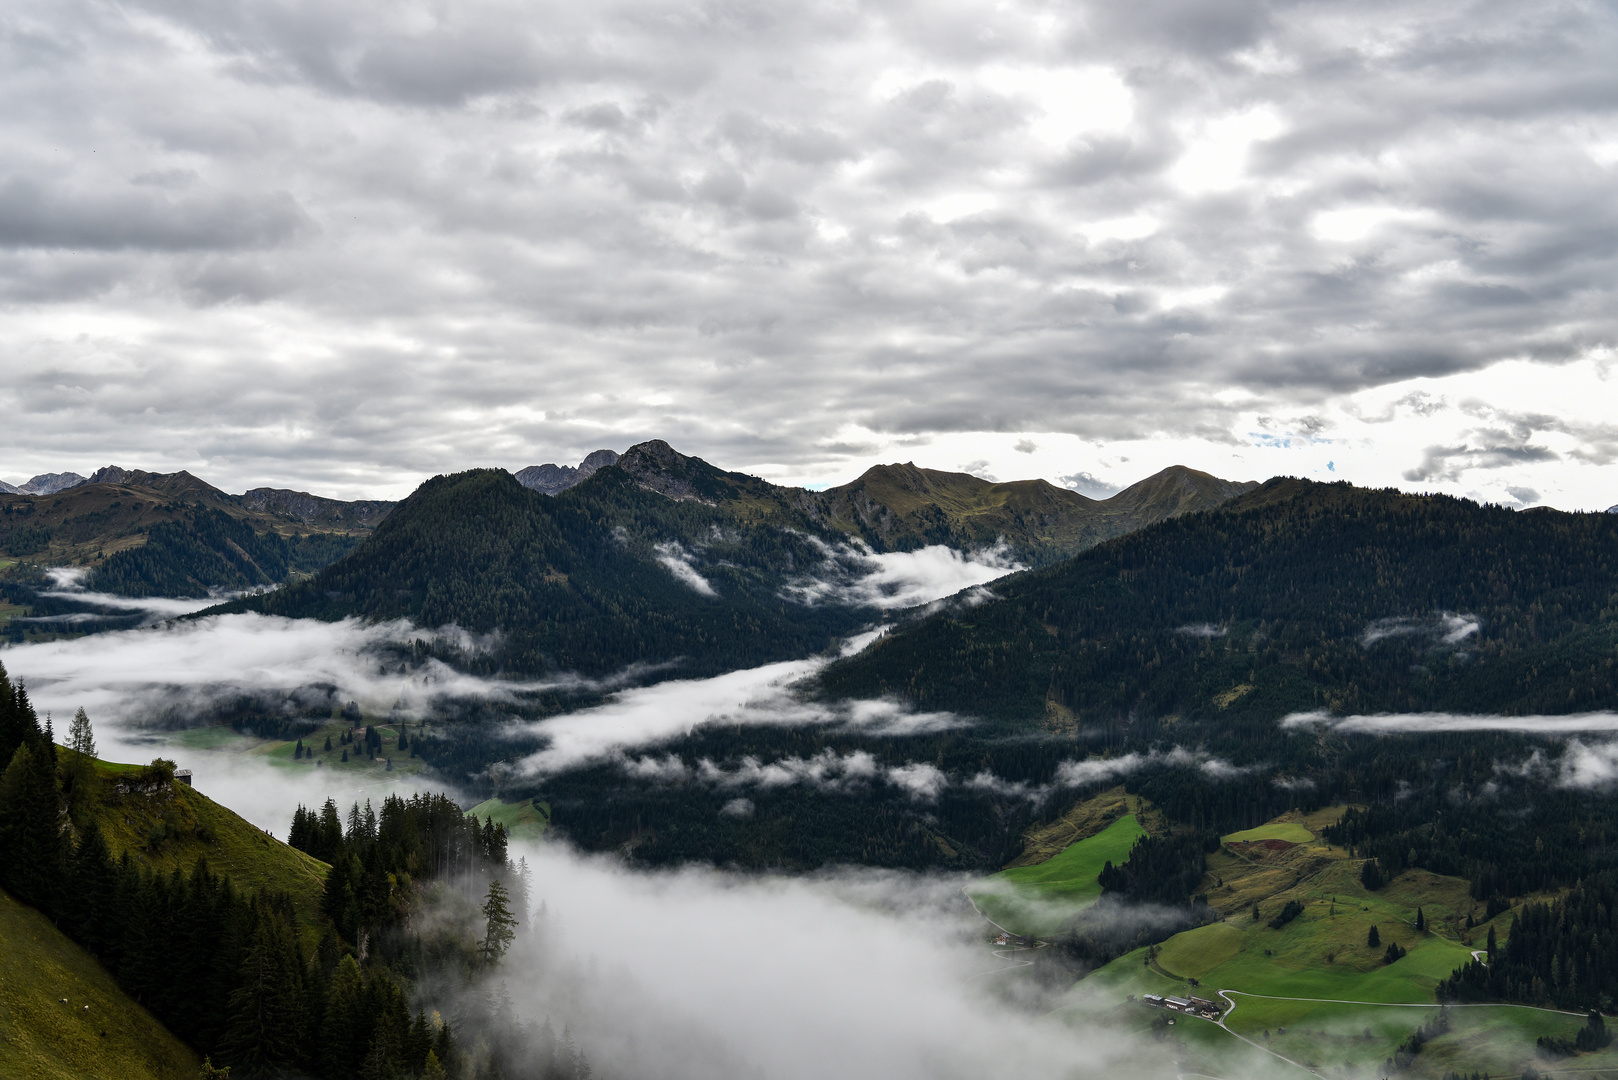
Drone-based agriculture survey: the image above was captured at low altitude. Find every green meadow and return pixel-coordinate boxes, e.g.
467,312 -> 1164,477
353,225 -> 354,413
1049,802 -> 1611,1078
1221,822 -> 1315,844
968,813 -> 1147,936
466,797 -> 551,844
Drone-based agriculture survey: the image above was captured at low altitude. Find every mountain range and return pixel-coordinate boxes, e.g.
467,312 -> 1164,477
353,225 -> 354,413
207,441 -> 1257,679
516,440 -> 1257,566
0,468 -> 397,600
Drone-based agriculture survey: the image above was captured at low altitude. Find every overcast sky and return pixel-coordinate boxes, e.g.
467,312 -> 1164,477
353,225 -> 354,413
2,0 -> 1616,508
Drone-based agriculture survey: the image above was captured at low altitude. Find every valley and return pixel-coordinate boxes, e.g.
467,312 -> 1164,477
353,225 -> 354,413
3,449 -> 1618,1079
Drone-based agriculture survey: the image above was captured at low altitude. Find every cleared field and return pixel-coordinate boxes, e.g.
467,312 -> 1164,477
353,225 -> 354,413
0,887 -> 198,1080
1222,822 -> 1314,844
1059,807 -> 1597,1077
467,797 -> 551,844
168,717 -> 430,780
968,813 -> 1147,936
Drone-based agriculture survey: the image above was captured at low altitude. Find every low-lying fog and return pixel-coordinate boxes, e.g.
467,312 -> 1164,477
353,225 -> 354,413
489,839 -> 1249,1080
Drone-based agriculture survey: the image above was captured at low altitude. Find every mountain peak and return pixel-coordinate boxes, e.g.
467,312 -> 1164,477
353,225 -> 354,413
513,449 -> 620,495
19,471 -> 88,495
615,440 -> 738,502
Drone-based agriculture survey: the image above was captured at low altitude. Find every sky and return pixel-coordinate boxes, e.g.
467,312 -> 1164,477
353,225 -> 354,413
2,0 -> 1617,509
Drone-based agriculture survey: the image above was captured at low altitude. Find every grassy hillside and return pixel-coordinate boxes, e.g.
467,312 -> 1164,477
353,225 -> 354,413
964,788 -> 1158,937
72,751 -> 329,930
0,472 -> 381,567
972,813 -> 1149,936
1051,806 -> 1618,1078
611,439 -> 1255,566
466,797 -> 550,844
0,887 -> 198,1080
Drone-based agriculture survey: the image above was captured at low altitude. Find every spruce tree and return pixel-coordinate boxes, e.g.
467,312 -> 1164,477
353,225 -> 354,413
480,881 -> 517,964
1368,925 -> 1381,947
68,707 -> 96,758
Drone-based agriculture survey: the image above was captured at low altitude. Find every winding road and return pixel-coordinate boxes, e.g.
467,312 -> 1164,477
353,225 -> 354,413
962,887 -> 1046,979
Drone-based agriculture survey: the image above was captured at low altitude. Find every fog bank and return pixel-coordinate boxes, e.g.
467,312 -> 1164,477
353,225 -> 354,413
1283,710 -> 1618,735
487,840 -> 1250,1080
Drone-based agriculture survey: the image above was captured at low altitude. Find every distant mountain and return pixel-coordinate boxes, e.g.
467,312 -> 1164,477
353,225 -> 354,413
1608,504 -> 1618,514
218,441 -> 1259,680
0,469 -> 389,598
600,439 -> 1256,567
4,465 -> 395,526
819,477 -> 1618,728
228,465 -> 871,678
513,449 -> 620,494
239,487 -> 395,528
19,471 -> 87,495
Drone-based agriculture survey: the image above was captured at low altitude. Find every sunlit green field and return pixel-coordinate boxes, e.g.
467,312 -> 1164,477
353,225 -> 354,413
1221,822 -> 1315,844
1053,802 -> 1606,1078
466,797 -> 551,843
967,813 -> 1147,936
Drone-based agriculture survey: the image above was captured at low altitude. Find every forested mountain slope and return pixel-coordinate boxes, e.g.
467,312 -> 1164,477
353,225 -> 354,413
226,466 -> 874,678
0,469 -> 393,599
819,478 -> 1618,728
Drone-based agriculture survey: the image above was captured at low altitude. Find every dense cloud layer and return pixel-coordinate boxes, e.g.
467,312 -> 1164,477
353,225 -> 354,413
4,613 -> 563,730
1,0 -> 1616,508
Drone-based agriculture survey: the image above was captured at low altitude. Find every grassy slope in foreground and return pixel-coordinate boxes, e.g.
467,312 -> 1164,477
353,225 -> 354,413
76,752 -> 329,932
0,887 -> 198,1080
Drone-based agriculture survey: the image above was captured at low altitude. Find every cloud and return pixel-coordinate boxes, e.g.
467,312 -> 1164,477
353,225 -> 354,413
1,612 -> 573,731
719,796 -> 754,818
1550,740 -> 1618,790
1403,439 -> 1561,484
29,567 -> 237,624
508,655 -> 968,777
484,840 -> 1265,1080
653,541 -> 718,597
1059,472 -> 1120,498
615,745 -> 1249,807
1282,710 -> 1618,736
677,751 -> 950,802
1359,612 -> 1480,647
1050,747 -> 1254,788
3,0 -> 1617,509
787,539 -> 1023,611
